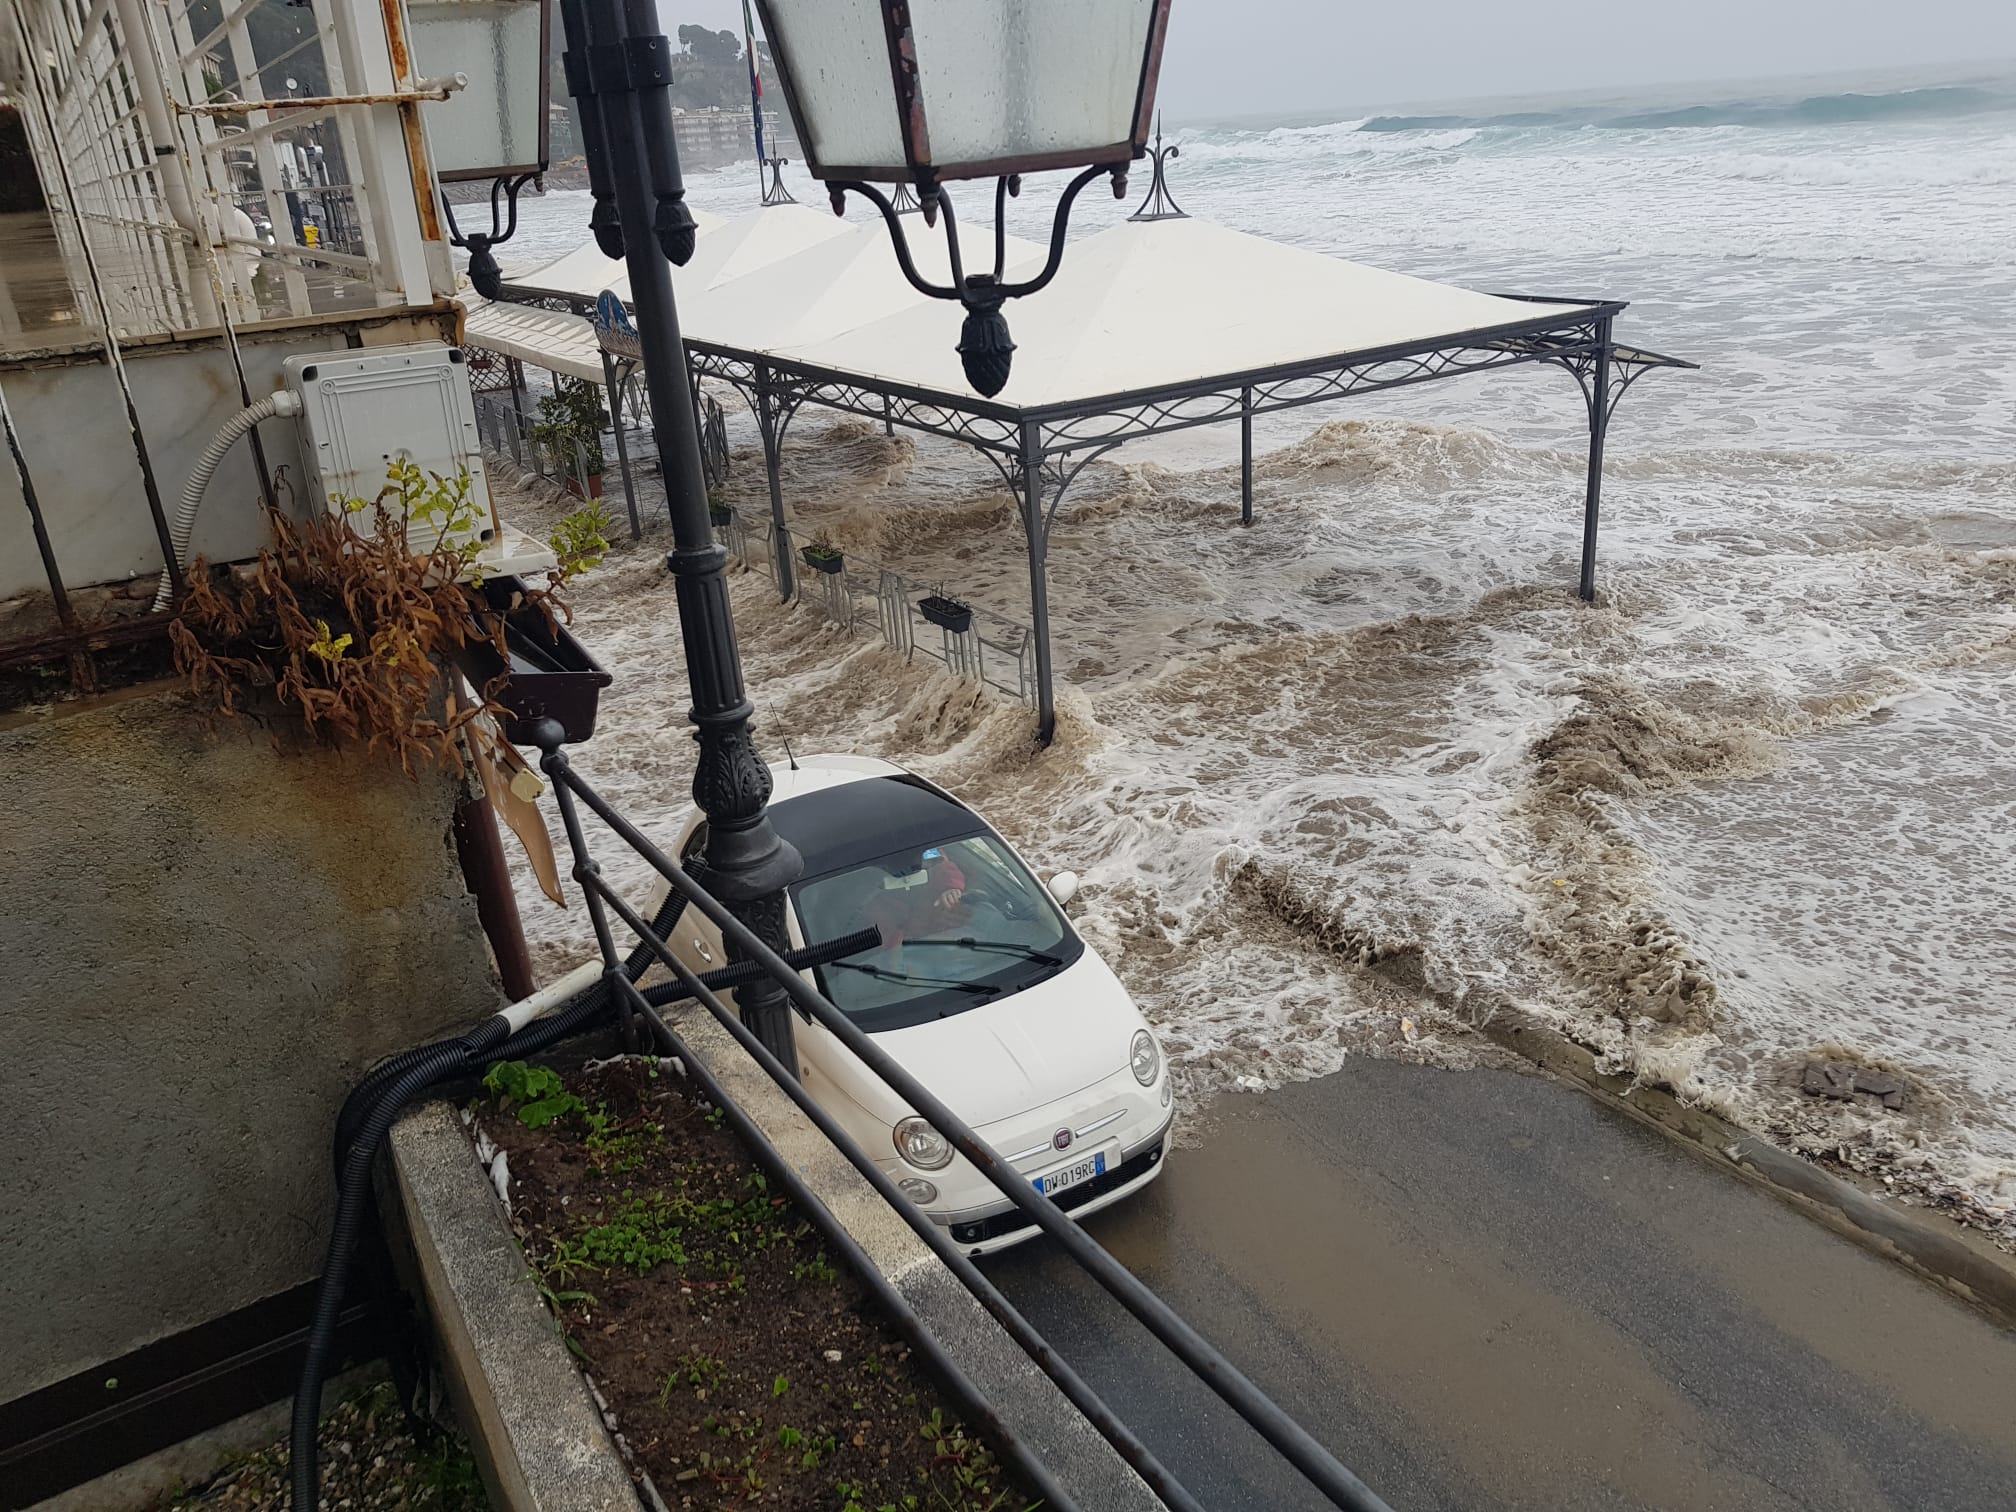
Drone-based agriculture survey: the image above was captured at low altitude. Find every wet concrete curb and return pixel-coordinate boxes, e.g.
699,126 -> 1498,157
382,1102 -> 641,1512
676,1009 -> 1166,1512
1475,1011 -> 2016,1330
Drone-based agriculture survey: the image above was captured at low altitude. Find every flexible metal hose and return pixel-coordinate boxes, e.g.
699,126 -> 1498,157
151,390 -> 300,611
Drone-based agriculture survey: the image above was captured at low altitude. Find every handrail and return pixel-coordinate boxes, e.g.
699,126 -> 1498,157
533,728 -> 1397,1512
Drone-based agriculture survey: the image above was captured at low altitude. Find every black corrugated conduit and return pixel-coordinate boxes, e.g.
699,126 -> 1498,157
293,890 -> 872,1511
330,893 -> 691,1168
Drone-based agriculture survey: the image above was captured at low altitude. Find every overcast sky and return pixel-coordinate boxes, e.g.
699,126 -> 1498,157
669,1 -> 2016,119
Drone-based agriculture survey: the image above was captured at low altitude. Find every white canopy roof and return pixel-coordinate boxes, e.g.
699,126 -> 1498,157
766,217 -> 1586,408
470,206 -> 1594,415
498,203 -> 845,304
462,299 -> 606,383
682,218 -> 1046,352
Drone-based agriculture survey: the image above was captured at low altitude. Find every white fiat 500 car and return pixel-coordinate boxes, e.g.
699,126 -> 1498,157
658,755 -> 1173,1254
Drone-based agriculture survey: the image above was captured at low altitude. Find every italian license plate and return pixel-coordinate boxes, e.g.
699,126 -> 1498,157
1034,1151 -> 1106,1196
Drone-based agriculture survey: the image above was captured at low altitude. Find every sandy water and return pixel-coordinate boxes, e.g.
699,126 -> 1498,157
494,65 -> 2016,1234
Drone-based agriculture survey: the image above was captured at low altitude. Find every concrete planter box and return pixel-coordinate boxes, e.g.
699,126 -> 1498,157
381,1010 -> 1163,1512
381,1100 -> 641,1512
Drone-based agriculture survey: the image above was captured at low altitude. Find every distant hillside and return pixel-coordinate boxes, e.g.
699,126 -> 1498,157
544,20 -> 789,172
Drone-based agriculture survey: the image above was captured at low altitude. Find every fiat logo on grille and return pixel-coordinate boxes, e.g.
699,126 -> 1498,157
1053,1128 -> 1073,1151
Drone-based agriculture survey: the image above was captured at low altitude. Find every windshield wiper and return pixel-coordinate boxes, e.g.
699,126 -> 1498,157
902,937 -> 1063,966
826,959 -> 1001,997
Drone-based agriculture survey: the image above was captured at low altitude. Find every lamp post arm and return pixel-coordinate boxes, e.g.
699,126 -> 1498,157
829,181 -> 960,300
992,174 -> 1011,282
937,184 -> 969,288
999,161 -> 1122,301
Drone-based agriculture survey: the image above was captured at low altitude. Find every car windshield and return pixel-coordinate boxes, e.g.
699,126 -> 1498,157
792,831 -> 1081,1032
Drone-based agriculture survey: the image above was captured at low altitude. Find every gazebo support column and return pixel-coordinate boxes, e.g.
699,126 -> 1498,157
1017,420 -> 1058,746
1240,384 -> 1254,527
600,349 -> 642,540
754,365 -> 796,601
1578,316 -> 1614,602
506,358 -> 527,466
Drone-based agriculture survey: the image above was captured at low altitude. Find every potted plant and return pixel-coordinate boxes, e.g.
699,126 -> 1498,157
799,529 -> 844,575
918,590 -> 973,634
707,485 -> 732,528
529,377 -> 607,499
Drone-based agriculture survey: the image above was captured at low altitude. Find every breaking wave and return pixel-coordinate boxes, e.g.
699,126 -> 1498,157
1357,83 -> 2016,134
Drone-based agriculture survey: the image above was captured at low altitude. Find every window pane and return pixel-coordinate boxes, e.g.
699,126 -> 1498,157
764,0 -> 907,170
911,0 -> 1151,167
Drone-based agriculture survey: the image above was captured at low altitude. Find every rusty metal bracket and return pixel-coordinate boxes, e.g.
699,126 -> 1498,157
176,75 -> 467,115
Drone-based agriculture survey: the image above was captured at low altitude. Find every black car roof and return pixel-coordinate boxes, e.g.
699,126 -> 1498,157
768,774 -> 987,881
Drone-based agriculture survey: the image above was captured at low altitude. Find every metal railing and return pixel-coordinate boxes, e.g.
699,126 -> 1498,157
473,385 -> 602,501
474,373 -> 731,502
716,505 -> 1038,709
531,729 -> 1396,1512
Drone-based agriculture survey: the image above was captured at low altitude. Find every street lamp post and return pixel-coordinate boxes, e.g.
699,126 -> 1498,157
753,0 -> 1173,395
555,0 -> 804,1074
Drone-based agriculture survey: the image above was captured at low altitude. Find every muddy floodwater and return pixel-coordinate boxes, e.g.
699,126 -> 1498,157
496,65 -> 2016,1238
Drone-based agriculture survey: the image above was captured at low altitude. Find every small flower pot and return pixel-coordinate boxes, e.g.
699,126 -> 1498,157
919,594 -> 973,634
708,505 -> 733,527
567,471 -> 605,500
800,547 -> 844,575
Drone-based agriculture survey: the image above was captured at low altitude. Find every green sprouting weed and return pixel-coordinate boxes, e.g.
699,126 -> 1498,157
584,1105 -> 660,1175
531,1271 -> 598,1313
482,1061 -> 584,1129
777,1425 -> 804,1450
553,1192 -> 689,1275
794,1253 -> 840,1285
772,1373 -> 790,1398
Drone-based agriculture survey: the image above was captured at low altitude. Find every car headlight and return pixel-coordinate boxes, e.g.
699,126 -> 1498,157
897,1177 -> 939,1206
1131,1029 -> 1161,1087
893,1116 -> 953,1171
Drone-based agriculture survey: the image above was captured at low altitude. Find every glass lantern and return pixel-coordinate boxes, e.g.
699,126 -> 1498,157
408,0 -> 551,180
753,0 -> 1171,187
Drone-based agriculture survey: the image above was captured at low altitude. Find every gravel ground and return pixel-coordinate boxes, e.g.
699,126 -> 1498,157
152,1382 -> 489,1512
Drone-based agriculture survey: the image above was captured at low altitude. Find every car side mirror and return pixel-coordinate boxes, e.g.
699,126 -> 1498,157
1047,871 -> 1080,907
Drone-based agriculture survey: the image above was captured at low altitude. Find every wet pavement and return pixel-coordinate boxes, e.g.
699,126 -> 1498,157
982,1060 -> 2016,1511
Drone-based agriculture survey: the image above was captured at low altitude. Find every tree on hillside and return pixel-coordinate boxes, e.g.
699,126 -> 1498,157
677,25 -> 740,65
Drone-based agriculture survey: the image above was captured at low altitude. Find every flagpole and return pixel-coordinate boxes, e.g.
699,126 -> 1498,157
742,0 -> 768,195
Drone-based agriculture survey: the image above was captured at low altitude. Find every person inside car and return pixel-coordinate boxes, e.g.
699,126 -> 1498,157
862,847 -> 966,961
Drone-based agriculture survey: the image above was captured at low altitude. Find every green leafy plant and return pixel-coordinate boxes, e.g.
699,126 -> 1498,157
483,1061 -> 585,1129
802,528 -> 843,563
170,456 -> 565,778
550,500 -> 613,582
530,377 -> 608,477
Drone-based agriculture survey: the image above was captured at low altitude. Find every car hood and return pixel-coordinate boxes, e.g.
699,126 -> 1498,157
820,948 -> 1146,1131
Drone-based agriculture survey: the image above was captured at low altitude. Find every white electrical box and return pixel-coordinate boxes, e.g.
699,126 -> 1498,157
281,342 -> 496,548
